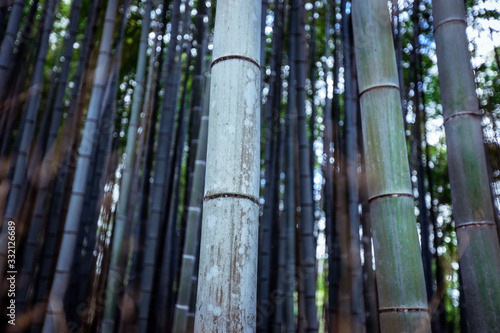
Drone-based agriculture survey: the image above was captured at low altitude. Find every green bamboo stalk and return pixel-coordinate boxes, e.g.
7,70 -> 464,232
432,0 -> 500,330
351,0 -> 430,331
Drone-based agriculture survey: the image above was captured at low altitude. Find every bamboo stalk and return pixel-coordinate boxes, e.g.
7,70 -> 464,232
433,0 -> 500,330
194,0 -> 261,330
352,0 -> 430,331
41,0 -> 119,330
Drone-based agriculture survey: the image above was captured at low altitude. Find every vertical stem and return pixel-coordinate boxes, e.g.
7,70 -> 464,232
100,1 -> 152,330
352,0 -> 430,330
41,0 -> 119,330
194,0 -> 261,330
433,0 -> 500,330
292,0 -> 319,329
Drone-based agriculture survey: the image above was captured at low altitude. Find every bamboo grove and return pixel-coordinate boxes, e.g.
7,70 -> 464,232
0,0 -> 499,331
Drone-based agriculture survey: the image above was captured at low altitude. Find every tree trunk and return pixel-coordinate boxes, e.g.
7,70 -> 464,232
432,0 -> 500,330
352,0 -> 430,331
194,0 -> 261,330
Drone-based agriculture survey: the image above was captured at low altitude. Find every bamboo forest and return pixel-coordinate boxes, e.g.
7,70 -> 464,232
1,0 -> 500,331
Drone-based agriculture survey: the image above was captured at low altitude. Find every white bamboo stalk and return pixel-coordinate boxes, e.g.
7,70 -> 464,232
194,0 -> 261,331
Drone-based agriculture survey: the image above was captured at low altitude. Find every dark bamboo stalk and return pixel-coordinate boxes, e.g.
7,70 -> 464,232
283,3 -> 297,330
0,0 -> 59,282
433,1 -> 500,330
343,4 -> 365,329
137,1 -> 183,330
257,0 -> 284,329
151,3 -> 192,330
421,91 -> 447,333
119,3 -> 166,329
0,0 -> 26,96
322,3 -> 335,332
29,1 -> 102,327
411,0 -> 433,301
41,0 -> 119,329
156,29 -> 193,331
0,0 -> 8,44
358,114 -> 380,333
16,0 -> 86,316
327,3 -> 342,330
308,1 -> 317,174
292,0 -> 318,330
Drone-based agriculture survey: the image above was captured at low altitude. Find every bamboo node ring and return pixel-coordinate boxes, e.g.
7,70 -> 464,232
359,83 -> 400,98
443,111 -> 482,125
204,192 -> 260,205
456,221 -> 496,230
368,192 -> 414,203
434,17 -> 467,31
379,307 -> 429,313
211,55 -> 261,70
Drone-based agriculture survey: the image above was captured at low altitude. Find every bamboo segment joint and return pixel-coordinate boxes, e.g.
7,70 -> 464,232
456,221 -> 496,230
379,307 -> 429,313
434,17 -> 467,32
443,111 -> 482,125
182,254 -> 196,260
187,206 -> 201,213
203,192 -> 260,205
211,55 -> 261,70
368,192 -> 414,203
359,83 -> 400,98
